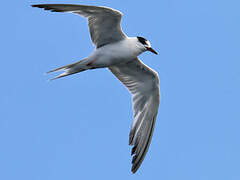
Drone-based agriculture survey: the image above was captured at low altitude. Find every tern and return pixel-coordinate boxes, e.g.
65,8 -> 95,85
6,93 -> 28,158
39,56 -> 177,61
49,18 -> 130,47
32,4 -> 160,173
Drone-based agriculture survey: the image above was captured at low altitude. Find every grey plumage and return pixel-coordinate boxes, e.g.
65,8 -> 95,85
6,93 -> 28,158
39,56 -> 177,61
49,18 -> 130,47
32,4 -> 126,48
109,59 -> 160,173
32,4 -> 160,173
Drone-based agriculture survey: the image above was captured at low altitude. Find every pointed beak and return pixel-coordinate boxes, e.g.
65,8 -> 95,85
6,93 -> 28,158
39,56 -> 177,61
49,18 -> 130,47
146,47 -> 158,55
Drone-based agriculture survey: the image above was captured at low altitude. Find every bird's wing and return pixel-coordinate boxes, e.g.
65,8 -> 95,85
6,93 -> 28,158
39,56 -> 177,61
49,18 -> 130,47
109,58 -> 160,173
32,4 -> 126,48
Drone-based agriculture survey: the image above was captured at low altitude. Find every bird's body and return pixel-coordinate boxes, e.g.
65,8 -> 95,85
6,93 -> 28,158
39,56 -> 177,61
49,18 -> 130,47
32,4 -> 160,173
87,37 -> 144,68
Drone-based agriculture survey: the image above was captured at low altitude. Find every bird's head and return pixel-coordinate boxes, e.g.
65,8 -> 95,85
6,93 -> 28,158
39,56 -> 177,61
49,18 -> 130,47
136,36 -> 158,55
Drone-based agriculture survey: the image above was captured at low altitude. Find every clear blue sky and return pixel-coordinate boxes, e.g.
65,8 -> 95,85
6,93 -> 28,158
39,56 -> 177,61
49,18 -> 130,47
1,0 -> 240,179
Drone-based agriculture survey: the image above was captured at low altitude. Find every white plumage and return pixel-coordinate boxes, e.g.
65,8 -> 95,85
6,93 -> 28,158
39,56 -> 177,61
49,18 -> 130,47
32,4 -> 160,173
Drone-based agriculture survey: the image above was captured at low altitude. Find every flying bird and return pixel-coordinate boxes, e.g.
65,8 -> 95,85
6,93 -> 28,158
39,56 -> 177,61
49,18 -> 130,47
32,4 -> 160,173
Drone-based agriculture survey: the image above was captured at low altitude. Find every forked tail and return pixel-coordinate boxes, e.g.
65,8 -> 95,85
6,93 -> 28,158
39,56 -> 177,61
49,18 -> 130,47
47,59 -> 89,80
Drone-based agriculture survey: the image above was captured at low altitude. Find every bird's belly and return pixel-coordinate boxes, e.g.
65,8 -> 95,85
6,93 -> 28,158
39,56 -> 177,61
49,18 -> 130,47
102,50 -> 134,64
91,42 -> 141,67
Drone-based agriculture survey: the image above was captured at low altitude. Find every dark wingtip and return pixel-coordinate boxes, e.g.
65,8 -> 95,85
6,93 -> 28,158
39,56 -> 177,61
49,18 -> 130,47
31,4 -> 42,8
31,4 -> 47,10
131,165 -> 138,174
131,154 -> 141,173
31,4 -> 64,12
131,146 -> 137,155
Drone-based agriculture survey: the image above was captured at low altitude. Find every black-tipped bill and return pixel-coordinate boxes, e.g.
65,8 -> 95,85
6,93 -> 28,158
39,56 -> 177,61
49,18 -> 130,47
146,47 -> 158,55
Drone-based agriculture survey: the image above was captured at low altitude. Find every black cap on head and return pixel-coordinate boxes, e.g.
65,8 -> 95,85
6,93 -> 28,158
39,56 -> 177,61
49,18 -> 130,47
137,36 -> 148,45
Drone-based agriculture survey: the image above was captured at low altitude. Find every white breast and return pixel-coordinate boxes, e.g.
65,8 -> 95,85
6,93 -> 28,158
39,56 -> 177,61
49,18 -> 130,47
89,37 -> 143,67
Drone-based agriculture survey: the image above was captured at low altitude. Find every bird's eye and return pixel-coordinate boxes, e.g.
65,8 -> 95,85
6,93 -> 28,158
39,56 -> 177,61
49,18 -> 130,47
137,36 -> 148,45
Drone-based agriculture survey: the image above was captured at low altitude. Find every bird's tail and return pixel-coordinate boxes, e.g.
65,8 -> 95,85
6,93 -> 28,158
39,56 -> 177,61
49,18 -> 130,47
47,58 -> 89,80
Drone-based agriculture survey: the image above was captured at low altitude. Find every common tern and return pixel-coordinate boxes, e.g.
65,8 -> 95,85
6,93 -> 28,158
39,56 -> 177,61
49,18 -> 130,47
32,4 -> 160,173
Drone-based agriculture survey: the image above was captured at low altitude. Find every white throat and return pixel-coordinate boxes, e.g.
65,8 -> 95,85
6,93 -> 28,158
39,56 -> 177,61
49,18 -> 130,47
125,37 -> 146,55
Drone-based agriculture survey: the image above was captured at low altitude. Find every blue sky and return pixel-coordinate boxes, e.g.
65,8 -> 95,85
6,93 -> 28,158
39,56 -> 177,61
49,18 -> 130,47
1,0 -> 240,179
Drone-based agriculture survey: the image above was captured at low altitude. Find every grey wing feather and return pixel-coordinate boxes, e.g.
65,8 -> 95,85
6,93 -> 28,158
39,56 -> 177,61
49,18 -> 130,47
32,4 -> 126,48
109,58 -> 160,173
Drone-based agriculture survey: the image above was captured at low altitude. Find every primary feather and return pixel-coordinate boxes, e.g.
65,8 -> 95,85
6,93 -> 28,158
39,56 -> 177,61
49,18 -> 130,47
109,59 -> 160,173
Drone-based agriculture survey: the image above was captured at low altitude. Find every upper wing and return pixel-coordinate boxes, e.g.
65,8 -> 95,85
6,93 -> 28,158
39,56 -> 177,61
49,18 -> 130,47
32,4 -> 126,48
109,58 -> 160,173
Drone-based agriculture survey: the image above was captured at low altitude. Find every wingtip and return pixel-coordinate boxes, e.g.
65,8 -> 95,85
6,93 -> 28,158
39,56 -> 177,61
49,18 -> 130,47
131,154 -> 141,174
131,165 -> 138,174
31,4 -> 40,8
30,4 -> 67,12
